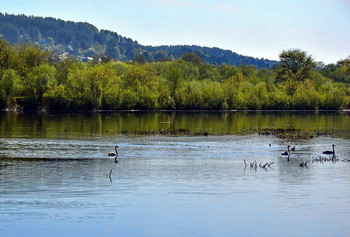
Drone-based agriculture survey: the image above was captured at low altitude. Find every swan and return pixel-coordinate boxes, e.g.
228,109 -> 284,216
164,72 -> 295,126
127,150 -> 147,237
323,144 -> 335,155
108,145 -> 119,156
281,145 -> 291,155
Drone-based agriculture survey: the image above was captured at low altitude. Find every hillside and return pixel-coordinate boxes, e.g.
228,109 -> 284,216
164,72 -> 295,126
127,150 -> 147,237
0,13 -> 277,68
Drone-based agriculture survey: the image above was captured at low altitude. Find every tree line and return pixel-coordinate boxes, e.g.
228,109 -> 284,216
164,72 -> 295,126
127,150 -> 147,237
0,38 -> 349,110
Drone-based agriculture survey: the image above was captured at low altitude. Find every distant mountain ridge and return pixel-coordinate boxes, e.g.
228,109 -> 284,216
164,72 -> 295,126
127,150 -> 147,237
0,13 -> 277,68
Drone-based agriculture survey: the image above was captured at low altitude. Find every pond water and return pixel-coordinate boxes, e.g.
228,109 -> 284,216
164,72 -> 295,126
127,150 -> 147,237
0,111 -> 350,237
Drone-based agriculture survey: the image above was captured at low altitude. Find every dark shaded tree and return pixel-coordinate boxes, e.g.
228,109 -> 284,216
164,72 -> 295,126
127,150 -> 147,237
181,53 -> 204,65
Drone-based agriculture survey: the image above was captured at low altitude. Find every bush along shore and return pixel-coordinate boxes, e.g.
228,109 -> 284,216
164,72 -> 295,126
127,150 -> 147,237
1,39 -> 349,111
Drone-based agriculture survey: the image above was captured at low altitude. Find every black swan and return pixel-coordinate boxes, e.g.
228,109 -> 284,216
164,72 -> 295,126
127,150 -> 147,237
323,144 -> 335,155
281,145 -> 291,155
108,145 -> 119,156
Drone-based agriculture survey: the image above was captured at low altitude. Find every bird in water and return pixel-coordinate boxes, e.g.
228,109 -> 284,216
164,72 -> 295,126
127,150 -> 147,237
323,144 -> 335,155
108,145 -> 119,156
291,146 -> 296,151
281,145 -> 291,155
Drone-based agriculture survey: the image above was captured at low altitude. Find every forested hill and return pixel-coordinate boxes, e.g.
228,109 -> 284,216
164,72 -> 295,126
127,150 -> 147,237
0,13 -> 277,68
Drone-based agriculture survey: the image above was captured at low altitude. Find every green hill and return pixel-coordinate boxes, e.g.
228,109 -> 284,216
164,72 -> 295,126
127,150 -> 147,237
0,13 -> 277,68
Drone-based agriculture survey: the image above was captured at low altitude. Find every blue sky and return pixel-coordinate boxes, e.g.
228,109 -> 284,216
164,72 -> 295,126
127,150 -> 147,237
2,0 -> 350,63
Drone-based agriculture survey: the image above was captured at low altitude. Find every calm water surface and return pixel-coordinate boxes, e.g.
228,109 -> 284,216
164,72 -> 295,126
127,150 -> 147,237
0,112 -> 350,237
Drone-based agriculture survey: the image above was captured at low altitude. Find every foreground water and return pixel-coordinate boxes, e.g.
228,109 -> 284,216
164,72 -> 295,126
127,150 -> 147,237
0,111 -> 350,237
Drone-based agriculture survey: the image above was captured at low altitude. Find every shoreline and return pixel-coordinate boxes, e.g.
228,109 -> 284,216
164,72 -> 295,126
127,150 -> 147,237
1,107 -> 349,113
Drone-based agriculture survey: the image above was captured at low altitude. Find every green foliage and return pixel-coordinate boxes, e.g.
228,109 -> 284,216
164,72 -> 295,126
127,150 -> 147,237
268,89 -> 291,109
172,60 -> 200,81
181,53 -> 204,65
223,70 -> 245,109
0,69 -> 21,108
25,64 -> 56,107
0,39 -> 17,78
278,49 -> 316,81
321,57 -> 350,83
200,80 -> 225,109
64,62 -> 104,109
54,56 -> 79,85
275,49 -> 318,98
121,64 -> 159,109
44,84 -> 70,109
120,89 -> 138,109
157,79 -> 175,109
239,65 -> 259,84
165,66 -> 183,99
0,41 -> 349,110
15,44 -> 49,76
176,81 -> 204,109
319,82 -> 348,109
293,80 -> 321,109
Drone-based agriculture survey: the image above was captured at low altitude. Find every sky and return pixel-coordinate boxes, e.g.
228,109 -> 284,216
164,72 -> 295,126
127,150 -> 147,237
1,0 -> 350,64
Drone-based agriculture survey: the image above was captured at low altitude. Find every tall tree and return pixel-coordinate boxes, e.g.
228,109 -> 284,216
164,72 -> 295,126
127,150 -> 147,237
277,49 -> 316,95
277,49 -> 316,82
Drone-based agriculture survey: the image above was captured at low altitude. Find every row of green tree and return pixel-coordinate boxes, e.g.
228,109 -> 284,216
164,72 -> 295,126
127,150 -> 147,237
0,39 -> 349,110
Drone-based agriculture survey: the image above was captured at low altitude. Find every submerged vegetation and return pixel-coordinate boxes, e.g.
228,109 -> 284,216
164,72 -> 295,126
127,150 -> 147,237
116,127 -> 332,139
0,38 -> 349,111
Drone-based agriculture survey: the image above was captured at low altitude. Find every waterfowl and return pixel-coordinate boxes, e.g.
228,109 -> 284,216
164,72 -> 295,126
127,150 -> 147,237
323,144 -> 335,155
281,145 -> 291,155
108,145 -> 119,156
291,146 -> 296,151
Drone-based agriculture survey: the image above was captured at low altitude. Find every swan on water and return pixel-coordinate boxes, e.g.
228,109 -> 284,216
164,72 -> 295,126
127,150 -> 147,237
323,144 -> 335,155
281,145 -> 291,155
108,145 -> 119,156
